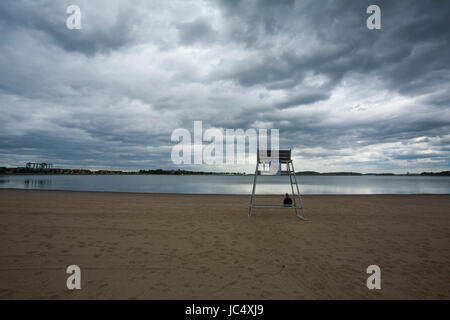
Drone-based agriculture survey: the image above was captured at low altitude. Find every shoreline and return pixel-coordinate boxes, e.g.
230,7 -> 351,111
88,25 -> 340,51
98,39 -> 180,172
0,187 -> 449,196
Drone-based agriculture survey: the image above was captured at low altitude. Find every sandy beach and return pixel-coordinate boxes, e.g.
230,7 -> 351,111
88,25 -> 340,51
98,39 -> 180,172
0,189 -> 448,299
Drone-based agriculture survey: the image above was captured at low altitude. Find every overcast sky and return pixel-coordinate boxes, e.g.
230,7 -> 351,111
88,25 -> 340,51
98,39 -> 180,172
1,0 -> 449,173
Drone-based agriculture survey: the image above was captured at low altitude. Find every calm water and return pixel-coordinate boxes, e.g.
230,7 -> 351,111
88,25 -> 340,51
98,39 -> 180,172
0,174 -> 449,194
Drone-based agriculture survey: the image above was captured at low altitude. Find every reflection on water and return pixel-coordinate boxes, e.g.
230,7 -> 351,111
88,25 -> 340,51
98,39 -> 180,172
24,179 -> 52,188
0,174 -> 449,194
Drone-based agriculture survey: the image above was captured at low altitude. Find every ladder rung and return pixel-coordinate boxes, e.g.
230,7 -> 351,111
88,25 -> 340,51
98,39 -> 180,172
251,205 -> 302,209
257,170 -> 294,175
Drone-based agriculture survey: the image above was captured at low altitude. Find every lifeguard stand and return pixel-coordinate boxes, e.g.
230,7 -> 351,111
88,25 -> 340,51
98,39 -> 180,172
248,149 -> 307,220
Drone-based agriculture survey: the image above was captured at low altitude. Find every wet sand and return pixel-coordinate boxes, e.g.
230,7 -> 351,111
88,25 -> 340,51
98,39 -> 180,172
0,189 -> 449,299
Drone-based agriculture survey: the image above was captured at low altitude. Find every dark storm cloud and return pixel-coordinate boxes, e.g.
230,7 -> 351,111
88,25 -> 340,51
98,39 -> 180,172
394,153 -> 444,160
176,18 -> 216,45
211,0 -> 450,170
276,92 -> 330,109
0,0 -> 143,56
0,0 -> 449,172
214,0 -> 450,97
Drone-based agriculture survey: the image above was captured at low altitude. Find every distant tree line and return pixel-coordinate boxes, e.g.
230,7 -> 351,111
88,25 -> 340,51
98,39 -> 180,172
0,167 -> 244,175
1,166 -> 449,176
138,169 -> 242,175
417,171 -> 450,176
295,171 -> 450,176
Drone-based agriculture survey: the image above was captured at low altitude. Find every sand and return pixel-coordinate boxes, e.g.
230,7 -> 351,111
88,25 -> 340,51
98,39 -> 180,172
0,189 -> 448,299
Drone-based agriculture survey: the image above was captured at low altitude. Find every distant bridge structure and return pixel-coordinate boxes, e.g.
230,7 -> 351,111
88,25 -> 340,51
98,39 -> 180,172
25,162 -> 54,170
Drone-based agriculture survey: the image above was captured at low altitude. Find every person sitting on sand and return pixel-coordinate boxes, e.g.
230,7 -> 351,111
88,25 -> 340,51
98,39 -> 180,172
283,193 -> 293,207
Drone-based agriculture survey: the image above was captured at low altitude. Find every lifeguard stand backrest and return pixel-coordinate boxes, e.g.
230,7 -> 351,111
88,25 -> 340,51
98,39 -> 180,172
257,149 -> 291,164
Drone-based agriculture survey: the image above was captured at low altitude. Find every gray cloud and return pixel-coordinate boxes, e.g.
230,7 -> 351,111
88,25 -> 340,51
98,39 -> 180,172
0,1 -> 144,56
276,92 -> 331,109
176,18 -> 216,45
0,0 -> 449,172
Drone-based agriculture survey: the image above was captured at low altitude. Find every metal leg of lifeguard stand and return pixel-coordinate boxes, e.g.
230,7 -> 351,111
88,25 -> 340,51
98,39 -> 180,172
248,162 -> 259,218
287,162 -> 299,216
290,161 -> 307,220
